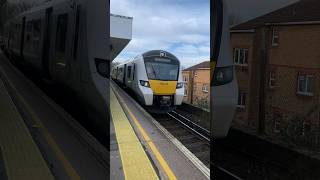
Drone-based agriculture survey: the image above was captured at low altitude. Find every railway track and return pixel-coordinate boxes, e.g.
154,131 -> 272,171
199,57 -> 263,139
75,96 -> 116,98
154,110 -> 242,179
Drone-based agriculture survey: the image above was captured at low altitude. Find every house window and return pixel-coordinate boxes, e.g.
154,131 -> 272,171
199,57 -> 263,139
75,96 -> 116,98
269,71 -> 276,88
302,121 -> 311,136
297,74 -> 313,96
194,72 -> 198,77
184,89 -> 188,97
272,27 -> 279,46
273,113 -> 281,133
237,90 -> 246,108
184,76 -> 188,82
233,48 -> 248,65
202,84 -> 208,93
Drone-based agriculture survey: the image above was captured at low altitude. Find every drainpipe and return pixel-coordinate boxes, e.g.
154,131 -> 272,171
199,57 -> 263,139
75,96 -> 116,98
258,27 -> 267,135
190,70 -> 194,104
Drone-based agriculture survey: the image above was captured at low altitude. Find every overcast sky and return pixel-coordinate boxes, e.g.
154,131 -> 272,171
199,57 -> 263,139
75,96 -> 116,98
111,0 -> 210,68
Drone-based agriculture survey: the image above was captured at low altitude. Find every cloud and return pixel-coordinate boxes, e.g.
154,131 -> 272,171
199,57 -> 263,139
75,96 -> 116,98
111,0 -> 209,68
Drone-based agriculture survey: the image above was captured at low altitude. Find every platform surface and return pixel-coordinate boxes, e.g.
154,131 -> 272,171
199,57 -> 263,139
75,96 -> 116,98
110,89 -> 159,180
110,81 -> 209,180
0,75 -> 54,180
0,50 -> 109,180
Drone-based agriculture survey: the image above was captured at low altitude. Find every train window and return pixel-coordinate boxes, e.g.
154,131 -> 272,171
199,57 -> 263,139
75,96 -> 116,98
26,21 -> 32,32
55,14 -> 68,53
32,20 -> 41,43
133,64 -> 135,80
73,5 -> 81,59
127,66 -> 132,78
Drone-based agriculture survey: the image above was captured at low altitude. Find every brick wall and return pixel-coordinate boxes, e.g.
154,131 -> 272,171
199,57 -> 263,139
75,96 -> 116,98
265,25 -> 320,143
231,24 -> 320,149
182,68 -> 210,110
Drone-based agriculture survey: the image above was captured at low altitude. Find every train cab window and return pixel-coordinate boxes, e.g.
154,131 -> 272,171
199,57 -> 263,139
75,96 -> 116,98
127,66 -> 132,78
55,14 -> 68,53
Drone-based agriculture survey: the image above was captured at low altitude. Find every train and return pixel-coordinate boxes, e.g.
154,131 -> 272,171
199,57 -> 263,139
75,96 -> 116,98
0,0 -> 110,141
111,50 -> 184,113
211,0 -> 238,138
1,0 -> 236,139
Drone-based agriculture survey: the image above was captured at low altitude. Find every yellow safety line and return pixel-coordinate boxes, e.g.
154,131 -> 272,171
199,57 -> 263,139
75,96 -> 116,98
113,88 -> 177,180
1,70 -> 80,180
110,90 -> 159,180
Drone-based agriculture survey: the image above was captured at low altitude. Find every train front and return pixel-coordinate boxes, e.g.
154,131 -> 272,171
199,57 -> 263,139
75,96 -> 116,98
139,50 -> 184,113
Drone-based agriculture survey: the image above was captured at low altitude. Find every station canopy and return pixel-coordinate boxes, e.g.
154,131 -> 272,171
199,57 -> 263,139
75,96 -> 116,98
110,14 -> 133,61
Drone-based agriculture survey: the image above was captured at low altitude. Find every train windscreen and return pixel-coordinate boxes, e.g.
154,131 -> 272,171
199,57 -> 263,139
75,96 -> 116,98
145,58 -> 179,81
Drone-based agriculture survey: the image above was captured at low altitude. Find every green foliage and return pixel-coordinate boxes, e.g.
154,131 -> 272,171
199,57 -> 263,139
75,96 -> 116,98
194,95 -> 209,111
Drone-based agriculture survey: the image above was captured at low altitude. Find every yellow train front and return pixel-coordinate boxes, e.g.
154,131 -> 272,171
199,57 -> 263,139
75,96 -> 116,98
112,50 -> 184,113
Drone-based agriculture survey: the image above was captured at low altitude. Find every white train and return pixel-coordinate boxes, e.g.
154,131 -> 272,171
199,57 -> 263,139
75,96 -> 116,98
211,0 -> 238,138
0,0 -> 112,142
111,50 -> 184,113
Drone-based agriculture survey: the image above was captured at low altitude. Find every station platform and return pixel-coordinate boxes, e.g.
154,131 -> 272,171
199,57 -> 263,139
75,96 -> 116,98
0,50 -> 109,179
110,81 -> 209,180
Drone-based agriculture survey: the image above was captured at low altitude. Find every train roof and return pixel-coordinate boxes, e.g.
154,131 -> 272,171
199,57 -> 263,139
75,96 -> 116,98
142,50 -> 179,61
9,0 -> 133,62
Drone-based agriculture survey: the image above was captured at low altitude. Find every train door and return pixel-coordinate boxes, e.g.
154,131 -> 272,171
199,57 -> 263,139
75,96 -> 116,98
51,1 -> 76,84
42,8 -> 52,78
126,65 -> 132,88
132,63 -> 136,87
20,17 -> 26,59
123,64 -> 127,84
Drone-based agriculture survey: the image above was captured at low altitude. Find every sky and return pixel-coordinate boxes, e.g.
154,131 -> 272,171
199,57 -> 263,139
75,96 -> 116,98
111,0 -> 210,68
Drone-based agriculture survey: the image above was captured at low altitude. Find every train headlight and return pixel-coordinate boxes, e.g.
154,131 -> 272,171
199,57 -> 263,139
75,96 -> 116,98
213,66 -> 233,86
95,58 -> 109,78
139,80 -> 150,87
176,82 -> 183,89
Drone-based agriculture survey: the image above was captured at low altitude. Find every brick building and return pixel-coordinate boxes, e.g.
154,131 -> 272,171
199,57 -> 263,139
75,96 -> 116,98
182,61 -> 210,110
231,0 -> 320,149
